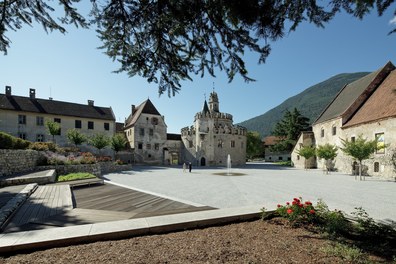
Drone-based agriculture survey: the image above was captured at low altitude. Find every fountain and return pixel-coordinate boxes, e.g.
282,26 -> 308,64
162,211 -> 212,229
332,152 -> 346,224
227,154 -> 231,175
213,154 -> 245,176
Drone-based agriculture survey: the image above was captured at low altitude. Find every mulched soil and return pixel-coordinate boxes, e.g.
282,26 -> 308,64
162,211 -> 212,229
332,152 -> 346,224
0,219 -> 382,264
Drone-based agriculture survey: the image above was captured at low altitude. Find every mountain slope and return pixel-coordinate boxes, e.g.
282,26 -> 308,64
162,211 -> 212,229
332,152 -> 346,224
238,72 -> 370,138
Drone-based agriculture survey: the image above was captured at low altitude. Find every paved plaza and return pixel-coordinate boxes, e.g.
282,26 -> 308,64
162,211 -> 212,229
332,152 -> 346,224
104,162 -> 396,222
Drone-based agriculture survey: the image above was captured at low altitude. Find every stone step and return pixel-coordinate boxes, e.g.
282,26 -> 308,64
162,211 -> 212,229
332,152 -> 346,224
0,170 -> 56,187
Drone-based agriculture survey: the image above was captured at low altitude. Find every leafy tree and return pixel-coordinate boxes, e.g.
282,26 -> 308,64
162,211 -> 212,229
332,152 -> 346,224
66,129 -> 86,148
296,145 -> 316,169
1,1 -> 394,95
246,131 -> 264,160
272,108 -> 310,152
111,134 -> 127,153
89,133 -> 110,155
316,144 -> 338,174
45,121 -> 60,143
341,135 -> 377,180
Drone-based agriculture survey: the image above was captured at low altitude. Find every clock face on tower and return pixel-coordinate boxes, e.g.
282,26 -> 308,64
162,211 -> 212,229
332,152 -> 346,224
151,117 -> 158,125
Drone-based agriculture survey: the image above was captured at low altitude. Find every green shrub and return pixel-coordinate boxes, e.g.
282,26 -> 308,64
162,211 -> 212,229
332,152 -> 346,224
0,132 -> 30,149
321,243 -> 368,263
29,142 -> 58,152
275,197 -> 317,226
315,200 -> 351,236
0,132 -> 14,149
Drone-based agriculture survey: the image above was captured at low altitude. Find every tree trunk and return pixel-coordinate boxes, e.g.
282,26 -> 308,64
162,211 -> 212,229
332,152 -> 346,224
359,160 -> 362,181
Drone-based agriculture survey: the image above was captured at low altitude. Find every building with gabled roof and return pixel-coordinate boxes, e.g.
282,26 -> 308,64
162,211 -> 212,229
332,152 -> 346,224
124,92 -> 247,166
292,62 -> 396,179
0,86 -> 116,147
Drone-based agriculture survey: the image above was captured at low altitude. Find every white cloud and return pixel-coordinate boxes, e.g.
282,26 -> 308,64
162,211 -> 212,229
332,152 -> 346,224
389,16 -> 396,25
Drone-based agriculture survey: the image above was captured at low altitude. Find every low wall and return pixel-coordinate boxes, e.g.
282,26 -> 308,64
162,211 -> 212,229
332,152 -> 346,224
0,149 -> 133,178
37,162 -> 133,177
0,150 -> 43,178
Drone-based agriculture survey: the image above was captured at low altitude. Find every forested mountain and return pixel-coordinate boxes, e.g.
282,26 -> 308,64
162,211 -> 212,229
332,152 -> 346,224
238,72 -> 370,138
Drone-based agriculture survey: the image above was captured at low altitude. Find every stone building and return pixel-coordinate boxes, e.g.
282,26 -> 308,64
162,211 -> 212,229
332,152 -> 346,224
262,136 -> 291,162
181,91 -> 247,166
292,62 -> 396,179
0,86 -> 116,147
124,99 -> 172,164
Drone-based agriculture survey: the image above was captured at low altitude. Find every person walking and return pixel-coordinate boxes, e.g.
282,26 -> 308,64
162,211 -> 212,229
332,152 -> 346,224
188,162 -> 192,173
183,163 -> 186,173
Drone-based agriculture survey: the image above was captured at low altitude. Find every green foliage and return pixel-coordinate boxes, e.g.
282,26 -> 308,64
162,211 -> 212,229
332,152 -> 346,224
1,0 -> 391,94
271,108 -> 310,152
0,132 -> 30,149
317,144 -> 338,172
270,198 -> 396,261
111,134 -> 127,153
341,135 -> 377,162
57,173 -> 96,182
45,121 -> 61,142
273,161 -> 292,166
246,131 -> 263,159
315,199 -> 351,236
296,145 -> 316,169
89,133 -> 110,152
321,243 -> 368,263
238,72 -> 369,138
341,135 -> 377,178
0,132 -> 14,149
67,129 -> 87,146
316,144 -> 338,160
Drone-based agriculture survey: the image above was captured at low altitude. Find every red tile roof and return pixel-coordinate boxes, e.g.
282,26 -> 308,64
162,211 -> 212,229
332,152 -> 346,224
343,69 -> 396,127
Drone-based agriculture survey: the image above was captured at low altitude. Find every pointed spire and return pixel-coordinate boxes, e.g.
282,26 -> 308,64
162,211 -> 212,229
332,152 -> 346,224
202,100 -> 209,115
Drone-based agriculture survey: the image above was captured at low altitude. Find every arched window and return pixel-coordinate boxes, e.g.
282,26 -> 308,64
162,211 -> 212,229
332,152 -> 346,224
332,126 -> 336,136
320,128 -> 324,137
374,162 -> 379,172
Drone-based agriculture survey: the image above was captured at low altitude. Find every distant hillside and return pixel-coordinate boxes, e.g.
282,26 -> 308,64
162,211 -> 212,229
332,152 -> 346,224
238,72 -> 370,138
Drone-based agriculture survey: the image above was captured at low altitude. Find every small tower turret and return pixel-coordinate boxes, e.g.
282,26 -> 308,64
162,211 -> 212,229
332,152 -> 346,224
209,91 -> 219,113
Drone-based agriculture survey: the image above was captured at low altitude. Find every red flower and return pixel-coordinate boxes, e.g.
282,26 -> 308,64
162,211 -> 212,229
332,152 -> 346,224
309,209 -> 315,214
287,209 -> 293,214
305,201 -> 312,205
277,204 -> 281,208
292,201 -> 297,205
286,202 -> 290,205
299,204 -> 303,208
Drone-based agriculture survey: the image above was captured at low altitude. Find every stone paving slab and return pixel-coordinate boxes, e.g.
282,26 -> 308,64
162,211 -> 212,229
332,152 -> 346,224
103,163 -> 396,222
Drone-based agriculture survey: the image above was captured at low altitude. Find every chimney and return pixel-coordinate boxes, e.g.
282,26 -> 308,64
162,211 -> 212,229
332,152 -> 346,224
131,105 -> 136,115
88,100 -> 94,106
5,86 -> 11,96
29,88 -> 36,99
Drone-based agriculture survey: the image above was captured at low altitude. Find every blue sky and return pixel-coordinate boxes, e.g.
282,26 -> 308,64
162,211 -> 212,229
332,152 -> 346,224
1,7 -> 396,133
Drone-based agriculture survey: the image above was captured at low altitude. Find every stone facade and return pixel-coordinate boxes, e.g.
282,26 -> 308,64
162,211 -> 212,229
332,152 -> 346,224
0,86 -> 116,155
292,62 -> 396,180
291,132 -> 316,169
181,92 -> 247,166
124,92 -> 247,166
124,99 -> 174,165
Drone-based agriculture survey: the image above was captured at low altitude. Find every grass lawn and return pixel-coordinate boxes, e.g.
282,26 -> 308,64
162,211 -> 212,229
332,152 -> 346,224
57,172 -> 96,182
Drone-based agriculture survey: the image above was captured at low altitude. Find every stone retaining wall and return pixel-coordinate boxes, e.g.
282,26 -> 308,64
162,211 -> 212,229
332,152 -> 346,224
37,162 -> 132,177
0,149 -> 133,178
0,150 -> 43,178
